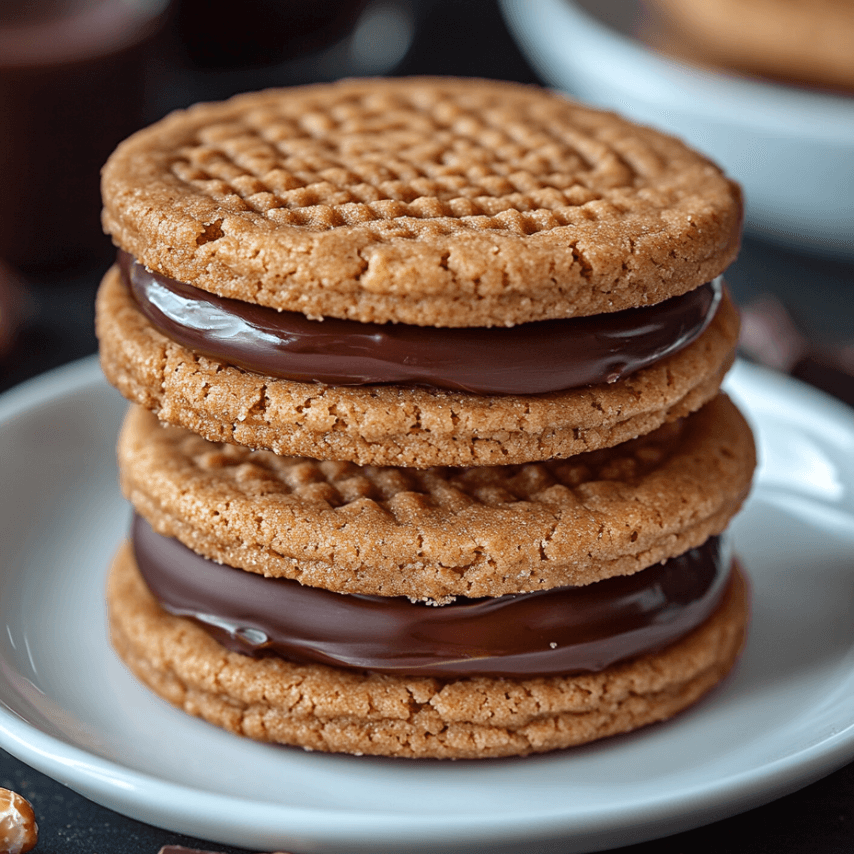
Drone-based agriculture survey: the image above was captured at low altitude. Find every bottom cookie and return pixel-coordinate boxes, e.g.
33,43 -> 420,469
108,542 -> 748,759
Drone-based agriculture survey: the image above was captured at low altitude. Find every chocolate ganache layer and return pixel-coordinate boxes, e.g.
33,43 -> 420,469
132,514 -> 732,678
120,251 -> 723,395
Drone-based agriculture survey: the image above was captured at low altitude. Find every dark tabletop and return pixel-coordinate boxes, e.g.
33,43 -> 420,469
1,2 -> 853,852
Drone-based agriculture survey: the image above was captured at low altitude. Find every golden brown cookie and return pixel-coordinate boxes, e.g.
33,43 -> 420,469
97,263 -> 739,468
101,77 -> 742,328
99,77 -> 753,760
117,392 -> 755,600
644,0 -> 854,91
107,539 -> 748,759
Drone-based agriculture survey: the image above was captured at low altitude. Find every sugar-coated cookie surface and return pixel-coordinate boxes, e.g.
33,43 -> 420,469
118,394 -> 755,600
97,264 -> 739,468
108,541 -> 748,759
101,77 -> 742,327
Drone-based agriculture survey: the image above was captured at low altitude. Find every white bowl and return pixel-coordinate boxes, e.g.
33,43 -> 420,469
499,0 -> 854,258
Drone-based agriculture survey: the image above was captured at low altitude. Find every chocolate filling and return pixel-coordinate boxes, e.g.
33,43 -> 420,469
120,251 -> 722,395
132,514 -> 731,678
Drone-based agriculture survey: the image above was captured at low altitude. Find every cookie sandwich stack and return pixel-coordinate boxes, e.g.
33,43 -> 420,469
97,78 -> 755,759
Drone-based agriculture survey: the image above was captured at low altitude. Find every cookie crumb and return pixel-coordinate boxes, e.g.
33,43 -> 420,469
410,595 -> 457,606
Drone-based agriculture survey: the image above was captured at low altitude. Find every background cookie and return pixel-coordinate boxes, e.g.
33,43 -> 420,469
118,393 -> 755,600
108,539 -> 748,759
101,77 -> 742,328
644,0 -> 854,91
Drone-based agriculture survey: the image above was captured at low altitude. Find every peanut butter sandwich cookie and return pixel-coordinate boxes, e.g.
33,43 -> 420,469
99,77 -> 754,758
107,392 -> 754,758
97,77 -> 742,467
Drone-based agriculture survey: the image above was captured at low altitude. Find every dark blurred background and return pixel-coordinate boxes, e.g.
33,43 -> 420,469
0,1 -> 852,852
0,0 -> 545,395
0,0 -> 538,388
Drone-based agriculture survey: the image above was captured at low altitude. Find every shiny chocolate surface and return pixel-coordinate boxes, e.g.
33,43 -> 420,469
132,514 -> 731,677
121,251 -> 722,394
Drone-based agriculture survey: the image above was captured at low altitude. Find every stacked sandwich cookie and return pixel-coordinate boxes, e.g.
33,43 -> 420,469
97,77 -> 755,759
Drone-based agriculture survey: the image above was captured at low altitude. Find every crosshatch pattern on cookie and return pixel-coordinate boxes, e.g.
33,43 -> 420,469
118,394 -> 756,599
158,419 -> 681,506
171,91 -> 655,228
102,78 -> 742,326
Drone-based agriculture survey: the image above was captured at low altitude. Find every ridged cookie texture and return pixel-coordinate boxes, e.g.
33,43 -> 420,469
117,393 -> 755,600
96,263 -> 739,468
101,77 -> 742,328
108,540 -> 749,759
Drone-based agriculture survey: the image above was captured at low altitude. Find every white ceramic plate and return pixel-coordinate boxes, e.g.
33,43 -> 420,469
1,357 -> 854,854
499,0 -> 854,258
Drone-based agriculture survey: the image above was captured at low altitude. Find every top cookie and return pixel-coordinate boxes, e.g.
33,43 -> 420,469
101,77 -> 742,327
